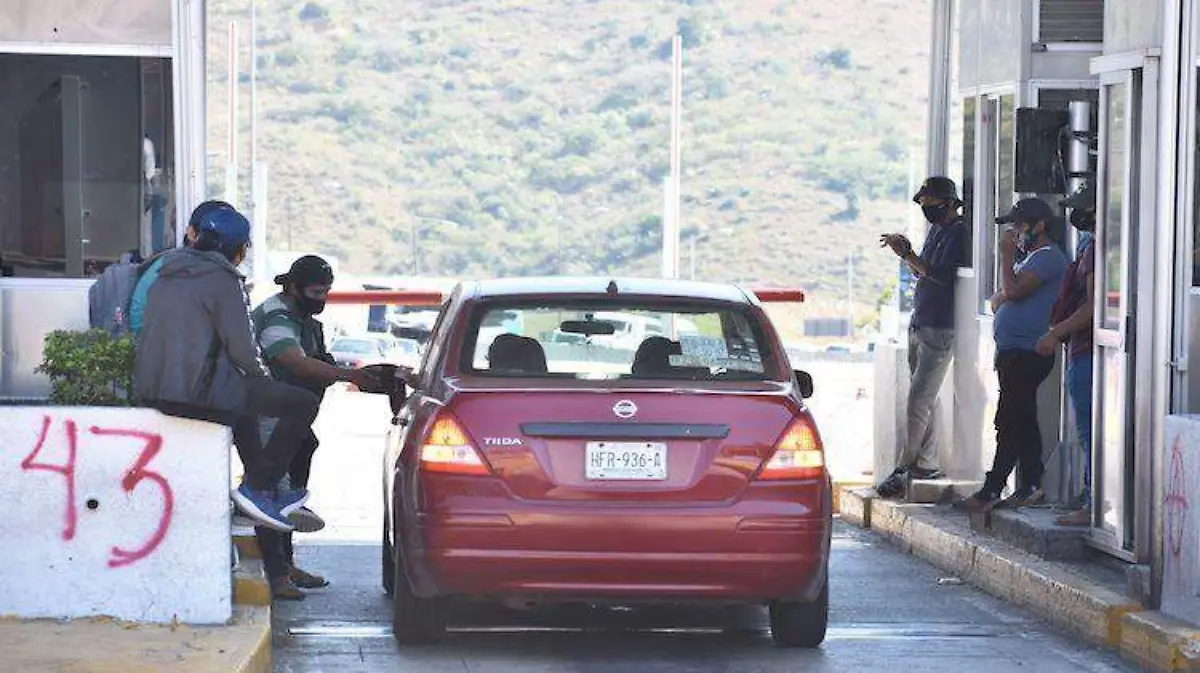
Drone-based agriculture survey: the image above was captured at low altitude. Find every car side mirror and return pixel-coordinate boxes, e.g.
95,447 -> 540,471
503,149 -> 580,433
794,370 -> 814,399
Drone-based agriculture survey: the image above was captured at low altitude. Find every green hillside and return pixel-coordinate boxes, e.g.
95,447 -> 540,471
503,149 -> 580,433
204,0 -> 932,317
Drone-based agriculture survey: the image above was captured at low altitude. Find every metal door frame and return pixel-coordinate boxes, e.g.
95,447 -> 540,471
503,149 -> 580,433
1089,56 -> 1161,562
1091,68 -> 1139,556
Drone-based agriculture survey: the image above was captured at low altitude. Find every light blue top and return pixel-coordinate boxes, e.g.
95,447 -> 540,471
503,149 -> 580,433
994,245 -> 1068,352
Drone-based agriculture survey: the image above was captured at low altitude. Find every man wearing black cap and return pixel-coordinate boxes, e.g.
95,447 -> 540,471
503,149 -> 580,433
875,176 -> 968,498
249,255 -> 378,599
1036,182 -> 1097,526
962,198 -> 1067,513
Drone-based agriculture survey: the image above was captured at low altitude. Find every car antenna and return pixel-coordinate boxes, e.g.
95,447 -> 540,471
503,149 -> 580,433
606,280 -> 619,295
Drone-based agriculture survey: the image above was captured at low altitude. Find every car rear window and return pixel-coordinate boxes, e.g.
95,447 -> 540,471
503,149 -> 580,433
460,300 -> 777,382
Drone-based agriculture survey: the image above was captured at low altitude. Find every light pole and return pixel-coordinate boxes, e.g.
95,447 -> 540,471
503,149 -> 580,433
410,217 -> 459,276
689,233 -> 710,280
847,246 -> 863,336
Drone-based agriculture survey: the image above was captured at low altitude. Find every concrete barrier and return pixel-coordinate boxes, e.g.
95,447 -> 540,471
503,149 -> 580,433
0,407 -> 232,624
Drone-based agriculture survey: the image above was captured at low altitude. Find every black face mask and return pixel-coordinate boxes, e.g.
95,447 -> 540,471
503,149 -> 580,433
1069,209 -> 1095,232
921,204 -> 950,224
293,288 -> 327,316
299,296 -> 326,316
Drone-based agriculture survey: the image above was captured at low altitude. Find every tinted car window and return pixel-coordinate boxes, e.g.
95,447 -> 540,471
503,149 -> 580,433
461,300 -> 775,382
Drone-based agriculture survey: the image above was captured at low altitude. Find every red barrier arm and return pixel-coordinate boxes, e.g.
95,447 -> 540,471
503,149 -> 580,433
325,290 -> 445,306
751,289 -> 805,303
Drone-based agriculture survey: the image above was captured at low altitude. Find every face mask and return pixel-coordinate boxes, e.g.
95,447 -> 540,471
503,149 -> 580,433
1069,209 -> 1095,232
921,204 -> 949,224
295,287 -> 327,316
1019,225 -> 1040,252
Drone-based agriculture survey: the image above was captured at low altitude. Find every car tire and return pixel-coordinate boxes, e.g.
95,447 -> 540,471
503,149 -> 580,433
769,579 -> 828,648
391,547 -> 446,645
382,522 -> 395,597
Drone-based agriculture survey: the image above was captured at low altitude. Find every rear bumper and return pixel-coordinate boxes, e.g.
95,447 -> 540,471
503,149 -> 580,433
404,507 -> 830,603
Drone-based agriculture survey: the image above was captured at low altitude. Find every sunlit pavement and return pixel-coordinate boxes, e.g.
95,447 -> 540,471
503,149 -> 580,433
275,371 -> 1138,672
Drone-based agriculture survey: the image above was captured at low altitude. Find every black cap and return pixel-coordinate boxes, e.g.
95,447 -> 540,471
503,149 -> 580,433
996,197 -> 1056,225
274,254 -> 334,287
1060,182 -> 1096,210
912,176 -> 962,205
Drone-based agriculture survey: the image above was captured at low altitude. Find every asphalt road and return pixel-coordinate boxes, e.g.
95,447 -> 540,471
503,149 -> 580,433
270,380 -> 1142,672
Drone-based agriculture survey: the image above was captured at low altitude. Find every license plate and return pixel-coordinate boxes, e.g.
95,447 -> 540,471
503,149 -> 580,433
585,442 -> 667,480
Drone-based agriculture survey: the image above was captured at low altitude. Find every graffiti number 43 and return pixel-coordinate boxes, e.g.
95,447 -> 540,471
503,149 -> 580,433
21,415 -> 174,568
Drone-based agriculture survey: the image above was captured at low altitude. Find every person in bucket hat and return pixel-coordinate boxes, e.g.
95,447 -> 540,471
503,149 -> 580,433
875,177 -> 968,498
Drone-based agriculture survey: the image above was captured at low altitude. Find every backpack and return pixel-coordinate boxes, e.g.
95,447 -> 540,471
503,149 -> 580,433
88,252 -> 144,337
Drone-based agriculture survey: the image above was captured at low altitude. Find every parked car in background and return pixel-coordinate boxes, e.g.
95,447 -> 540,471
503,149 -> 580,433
388,337 -> 423,368
382,277 -> 830,648
329,335 -> 390,369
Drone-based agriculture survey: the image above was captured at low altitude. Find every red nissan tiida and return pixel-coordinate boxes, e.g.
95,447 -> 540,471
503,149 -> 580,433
381,277 -> 831,647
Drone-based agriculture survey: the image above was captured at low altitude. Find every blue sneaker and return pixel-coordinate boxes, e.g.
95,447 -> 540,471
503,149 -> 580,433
232,484 -> 294,532
278,488 -> 310,518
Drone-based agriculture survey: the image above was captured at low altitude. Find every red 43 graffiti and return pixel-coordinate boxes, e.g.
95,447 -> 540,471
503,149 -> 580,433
21,415 -> 173,569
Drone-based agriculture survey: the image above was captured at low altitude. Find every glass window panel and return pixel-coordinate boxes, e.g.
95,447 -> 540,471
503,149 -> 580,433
1102,82 -> 1127,330
0,54 -> 176,278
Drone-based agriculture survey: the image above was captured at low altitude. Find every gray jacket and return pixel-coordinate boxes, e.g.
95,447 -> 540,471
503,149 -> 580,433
134,248 -> 269,413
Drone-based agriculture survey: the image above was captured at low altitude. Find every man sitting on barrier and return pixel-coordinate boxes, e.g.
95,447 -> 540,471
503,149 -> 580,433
129,200 -> 234,339
250,255 -> 378,599
134,206 -> 321,532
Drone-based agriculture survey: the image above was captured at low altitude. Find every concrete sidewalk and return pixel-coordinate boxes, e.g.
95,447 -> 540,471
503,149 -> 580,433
0,606 -> 271,673
841,488 -> 1200,672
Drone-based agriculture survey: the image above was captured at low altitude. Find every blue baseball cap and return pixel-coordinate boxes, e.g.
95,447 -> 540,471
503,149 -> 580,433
188,200 -> 234,230
196,208 -> 251,257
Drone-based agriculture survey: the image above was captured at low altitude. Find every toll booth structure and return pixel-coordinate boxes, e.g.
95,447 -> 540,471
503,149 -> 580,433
881,0 -> 1200,618
0,0 -> 206,399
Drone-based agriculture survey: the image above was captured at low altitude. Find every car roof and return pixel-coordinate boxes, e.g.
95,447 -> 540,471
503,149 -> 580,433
464,277 -> 756,305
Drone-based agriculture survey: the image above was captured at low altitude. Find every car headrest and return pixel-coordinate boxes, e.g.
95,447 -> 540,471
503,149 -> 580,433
631,336 -> 682,375
487,333 -> 548,374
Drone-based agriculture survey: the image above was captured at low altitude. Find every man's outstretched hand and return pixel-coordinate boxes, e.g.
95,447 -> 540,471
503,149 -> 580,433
880,233 -> 912,258
344,368 -> 382,392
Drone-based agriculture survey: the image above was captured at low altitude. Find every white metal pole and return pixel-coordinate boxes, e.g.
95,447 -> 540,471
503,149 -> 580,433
689,236 -> 696,280
412,222 -> 419,276
924,0 -> 953,176
249,0 -> 258,195
671,34 -> 683,278
252,162 -> 269,291
662,35 -> 683,280
225,22 -> 238,206
847,253 -> 854,334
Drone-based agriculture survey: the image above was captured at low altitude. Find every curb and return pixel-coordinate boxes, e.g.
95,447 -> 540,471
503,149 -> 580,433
830,479 -> 871,515
235,605 -> 273,673
234,559 -> 272,607
0,605 -> 271,673
234,532 -> 263,560
840,488 -> 1200,671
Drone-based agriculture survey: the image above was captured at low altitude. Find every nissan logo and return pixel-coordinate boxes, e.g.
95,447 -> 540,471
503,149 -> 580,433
613,399 -> 638,419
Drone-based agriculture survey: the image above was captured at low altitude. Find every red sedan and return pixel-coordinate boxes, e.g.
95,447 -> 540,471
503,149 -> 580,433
382,277 -> 831,647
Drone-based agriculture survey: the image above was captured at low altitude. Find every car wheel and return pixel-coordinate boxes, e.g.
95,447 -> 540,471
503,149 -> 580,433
769,579 -> 828,648
382,522 -> 395,597
391,547 -> 446,645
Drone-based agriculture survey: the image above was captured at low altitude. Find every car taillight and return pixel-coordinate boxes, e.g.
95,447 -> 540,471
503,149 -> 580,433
757,416 -> 825,480
419,413 -> 490,476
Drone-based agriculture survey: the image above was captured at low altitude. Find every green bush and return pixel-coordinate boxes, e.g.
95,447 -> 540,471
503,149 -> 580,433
36,329 -> 135,406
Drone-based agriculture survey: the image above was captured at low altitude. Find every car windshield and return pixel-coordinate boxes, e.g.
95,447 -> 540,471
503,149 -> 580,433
331,338 -> 377,354
462,300 -> 775,381
396,339 -> 420,354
